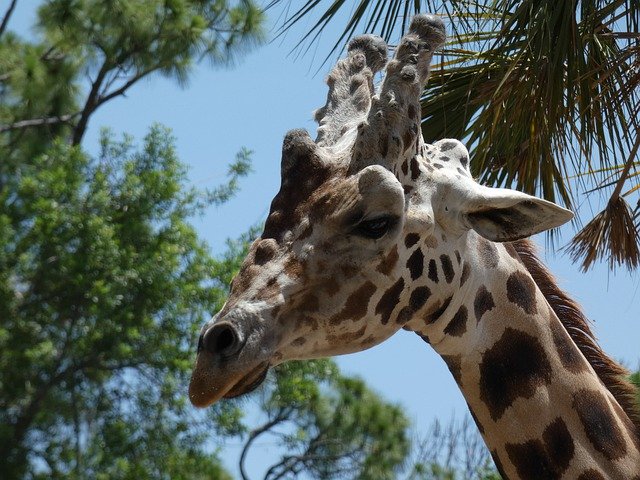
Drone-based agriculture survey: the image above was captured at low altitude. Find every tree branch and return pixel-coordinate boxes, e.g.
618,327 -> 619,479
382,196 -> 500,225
0,0 -> 18,39
71,62 -> 110,146
71,64 -> 162,146
0,113 -> 80,133
240,410 -> 290,480
97,66 -> 162,107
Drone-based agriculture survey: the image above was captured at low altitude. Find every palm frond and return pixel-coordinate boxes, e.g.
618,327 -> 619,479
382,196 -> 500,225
567,196 -> 640,271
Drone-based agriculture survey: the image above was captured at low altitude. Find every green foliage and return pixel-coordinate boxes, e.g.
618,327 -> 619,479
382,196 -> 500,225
0,128 -> 232,478
0,0 -> 265,151
209,147 -> 254,206
1,4 -> 265,474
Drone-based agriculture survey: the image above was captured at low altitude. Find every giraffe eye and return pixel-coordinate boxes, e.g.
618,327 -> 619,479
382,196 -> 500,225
354,216 -> 397,239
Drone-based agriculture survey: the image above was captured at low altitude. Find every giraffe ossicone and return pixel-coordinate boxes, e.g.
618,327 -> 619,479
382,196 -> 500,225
190,13 -> 640,479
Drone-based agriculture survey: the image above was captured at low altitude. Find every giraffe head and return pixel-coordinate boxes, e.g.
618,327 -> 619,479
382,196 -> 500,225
189,14 -> 573,407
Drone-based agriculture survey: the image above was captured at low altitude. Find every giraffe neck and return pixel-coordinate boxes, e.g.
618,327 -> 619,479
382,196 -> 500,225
405,235 -> 640,479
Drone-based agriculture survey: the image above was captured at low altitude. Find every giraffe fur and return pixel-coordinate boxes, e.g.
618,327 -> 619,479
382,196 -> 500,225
189,13 -> 640,479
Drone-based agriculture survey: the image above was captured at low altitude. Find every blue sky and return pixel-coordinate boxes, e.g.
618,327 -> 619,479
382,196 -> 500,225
10,2 -> 640,478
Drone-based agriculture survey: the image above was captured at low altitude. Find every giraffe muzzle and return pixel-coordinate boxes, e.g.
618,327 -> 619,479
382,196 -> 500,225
199,321 -> 244,359
190,310 -> 277,407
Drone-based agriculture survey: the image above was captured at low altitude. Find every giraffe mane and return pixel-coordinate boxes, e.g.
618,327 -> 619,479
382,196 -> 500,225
512,238 -> 640,435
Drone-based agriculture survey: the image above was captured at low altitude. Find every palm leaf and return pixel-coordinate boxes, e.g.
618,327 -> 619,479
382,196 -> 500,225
267,0 -> 640,269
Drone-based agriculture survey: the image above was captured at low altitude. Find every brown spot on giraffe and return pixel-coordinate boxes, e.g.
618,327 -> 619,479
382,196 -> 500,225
321,279 -> 341,296
296,292 -> 320,313
425,295 -> 452,324
459,262 -> 470,287
254,239 -> 278,265
327,323 -> 367,343
403,130 -> 414,153
505,418 -> 575,480
378,133 -> 389,157
427,259 -> 438,283
505,417 -> 575,480
573,389 -> 627,460
443,305 -> 468,337
329,281 -> 376,325
506,270 -> 538,315
291,336 -> 306,346
409,155 -> 421,180
340,263 -> 359,279
405,232 -> 420,248
439,140 -> 458,151
440,254 -> 454,283
284,256 -> 305,280
375,277 -> 404,325
479,328 -> 553,421
473,286 -> 495,322
541,417 -> 575,473
577,469 -> 607,480
396,287 -> 431,325
407,286 -> 430,317
406,248 -> 424,280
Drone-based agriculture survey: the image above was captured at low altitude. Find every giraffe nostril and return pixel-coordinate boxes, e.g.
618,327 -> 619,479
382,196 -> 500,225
202,323 -> 242,358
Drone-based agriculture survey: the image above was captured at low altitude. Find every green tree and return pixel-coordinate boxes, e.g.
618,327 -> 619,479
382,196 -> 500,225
0,1 -> 265,476
0,126 -> 237,478
0,0 -> 264,158
268,0 -> 640,271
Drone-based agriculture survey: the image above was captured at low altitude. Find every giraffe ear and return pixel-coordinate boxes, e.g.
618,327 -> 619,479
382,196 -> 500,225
461,186 -> 574,242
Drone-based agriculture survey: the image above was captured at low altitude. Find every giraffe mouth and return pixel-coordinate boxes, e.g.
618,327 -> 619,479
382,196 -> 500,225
223,361 -> 270,399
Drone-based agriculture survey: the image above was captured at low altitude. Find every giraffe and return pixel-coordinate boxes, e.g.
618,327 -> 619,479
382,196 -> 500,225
189,14 -> 640,479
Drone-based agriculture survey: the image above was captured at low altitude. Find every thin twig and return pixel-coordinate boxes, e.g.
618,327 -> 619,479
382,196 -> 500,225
239,410 -> 289,480
0,0 -> 18,39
